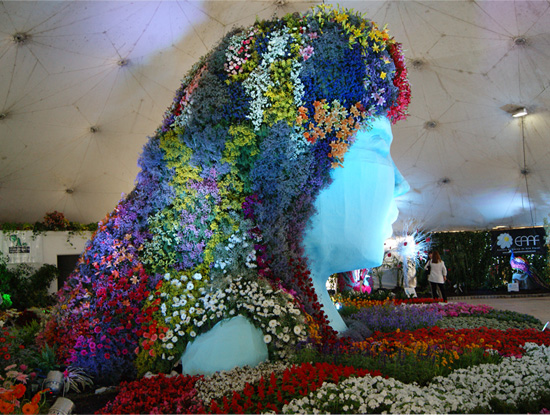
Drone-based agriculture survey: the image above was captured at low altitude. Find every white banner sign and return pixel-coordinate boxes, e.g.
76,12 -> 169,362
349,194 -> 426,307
0,232 -> 43,264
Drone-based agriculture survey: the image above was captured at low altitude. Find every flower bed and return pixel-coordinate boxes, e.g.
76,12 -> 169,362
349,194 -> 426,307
282,343 -> 550,414
87,299 -> 550,414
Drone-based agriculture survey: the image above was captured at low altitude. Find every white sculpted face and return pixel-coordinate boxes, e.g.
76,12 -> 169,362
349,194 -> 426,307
302,116 -> 409,333
304,116 -> 409,274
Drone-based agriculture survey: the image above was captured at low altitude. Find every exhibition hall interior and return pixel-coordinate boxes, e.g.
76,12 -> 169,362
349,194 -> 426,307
1,2 -> 550,414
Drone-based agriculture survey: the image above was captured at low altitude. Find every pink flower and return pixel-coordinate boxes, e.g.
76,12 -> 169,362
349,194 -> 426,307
300,45 -> 314,61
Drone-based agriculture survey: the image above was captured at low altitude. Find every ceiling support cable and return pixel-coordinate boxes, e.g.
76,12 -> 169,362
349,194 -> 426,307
520,117 -> 535,226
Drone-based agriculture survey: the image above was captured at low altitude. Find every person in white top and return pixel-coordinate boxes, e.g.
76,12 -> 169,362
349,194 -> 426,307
424,250 -> 447,301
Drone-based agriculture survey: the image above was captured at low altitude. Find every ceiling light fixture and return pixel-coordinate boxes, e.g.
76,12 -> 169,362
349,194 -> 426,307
513,36 -> 527,46
0,113 -> 7,120
65,188 -> 74,194
438,177 -> 451,186
411,59 -> 425,70
117,58 -> 129,67
424,120 -> 438,129
512,107 -> 528,118
12,32 -> 29,44
90,126 -> 99,133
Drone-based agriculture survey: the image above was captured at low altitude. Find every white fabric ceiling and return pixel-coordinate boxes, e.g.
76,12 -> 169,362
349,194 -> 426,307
1,0 -> 549,232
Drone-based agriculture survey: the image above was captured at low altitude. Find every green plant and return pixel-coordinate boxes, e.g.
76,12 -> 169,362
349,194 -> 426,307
11,320 -> 41,347
291,343 -> 502,387
432,231 -> 495,292
31,344 -> 60,373
337,305 -> 360,318
0,255 -> 58,310
63,366 -> 94,394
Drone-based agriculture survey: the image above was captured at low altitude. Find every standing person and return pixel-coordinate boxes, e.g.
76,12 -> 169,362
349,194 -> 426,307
425,250 -> 447,301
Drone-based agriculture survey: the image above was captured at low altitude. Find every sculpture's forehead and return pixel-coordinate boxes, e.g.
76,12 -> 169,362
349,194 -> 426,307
347,117 -> 393,158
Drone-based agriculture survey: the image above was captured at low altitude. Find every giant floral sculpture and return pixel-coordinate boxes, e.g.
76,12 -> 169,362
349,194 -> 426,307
40,5 -> 411,383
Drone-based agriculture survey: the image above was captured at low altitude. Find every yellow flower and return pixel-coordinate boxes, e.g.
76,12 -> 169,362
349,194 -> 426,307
380,71 -> 387,79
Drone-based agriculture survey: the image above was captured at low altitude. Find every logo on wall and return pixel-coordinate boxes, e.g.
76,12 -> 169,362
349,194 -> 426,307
491,227 -> 546,256
0,232 -> 43,264
8,234 -> 30,254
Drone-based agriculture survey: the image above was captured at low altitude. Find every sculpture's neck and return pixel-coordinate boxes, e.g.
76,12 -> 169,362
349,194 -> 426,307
304,244 -> 348,333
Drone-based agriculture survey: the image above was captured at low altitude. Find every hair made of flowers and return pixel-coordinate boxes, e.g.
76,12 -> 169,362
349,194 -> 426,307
41,5 -> 411,383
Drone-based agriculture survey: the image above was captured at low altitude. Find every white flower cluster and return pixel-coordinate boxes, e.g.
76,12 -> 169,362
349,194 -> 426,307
151,272 -> 208,359
287,57 -> 310,157
202,276 -> 307,359
194,361 -> 290,403
243,28 -> 296,131
212,231 -> 258,273
283,343 -> 550,414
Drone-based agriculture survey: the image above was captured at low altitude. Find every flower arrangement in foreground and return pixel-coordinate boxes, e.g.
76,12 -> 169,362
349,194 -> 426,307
40,4 -> 411,383
0,364 -> 47,415
97,327 -> 550,414
282,343 -> 550,414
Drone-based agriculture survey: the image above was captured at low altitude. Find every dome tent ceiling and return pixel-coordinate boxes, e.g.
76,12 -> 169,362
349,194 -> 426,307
0,1 -> 549,233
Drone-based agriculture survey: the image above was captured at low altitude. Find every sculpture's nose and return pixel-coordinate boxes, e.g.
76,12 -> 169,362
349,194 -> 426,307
393,163 -> 410,197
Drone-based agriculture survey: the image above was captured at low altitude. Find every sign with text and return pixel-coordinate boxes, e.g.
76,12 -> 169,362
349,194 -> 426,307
0,232 -> 43,264
491,227 -> 546,256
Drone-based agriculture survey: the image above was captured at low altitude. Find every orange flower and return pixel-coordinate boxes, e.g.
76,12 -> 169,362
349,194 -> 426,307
1,391 -> 13,402
22,402 -> 39,415
0,401 -> 14,414
31,392 -> 43,405
14,384 -> 26,399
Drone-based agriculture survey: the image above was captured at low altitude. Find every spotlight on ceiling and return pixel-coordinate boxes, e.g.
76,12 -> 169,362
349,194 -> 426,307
65,188 -> 74,194
117,58 -> 129,67
0,113 -> 7,121
520,168 -> 530,176
90,125 -> 99,133
512,107 -> 528,118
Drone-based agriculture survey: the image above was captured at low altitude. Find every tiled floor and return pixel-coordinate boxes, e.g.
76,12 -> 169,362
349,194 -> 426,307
448,295 -> 550,328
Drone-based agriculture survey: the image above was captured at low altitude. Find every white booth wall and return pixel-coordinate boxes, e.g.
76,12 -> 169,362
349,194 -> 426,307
0,231 -> 92,293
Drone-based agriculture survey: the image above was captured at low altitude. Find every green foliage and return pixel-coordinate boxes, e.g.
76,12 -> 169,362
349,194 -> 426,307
432,231 -> 498,292
291,345 -> 502,387
467,389 -> 550,414
31,344 -> 60,373
11,319 -> 42,346
337,288 -> 407,303
0,210 -> 97,233
338,305 -> 360,317
0,255 -> 58,309
431,228 -> 550,292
